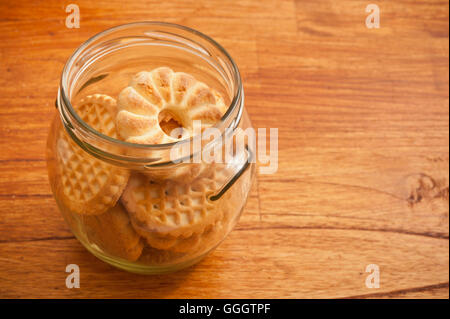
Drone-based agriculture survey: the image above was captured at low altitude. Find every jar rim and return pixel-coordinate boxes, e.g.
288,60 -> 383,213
59,21 -> 243,154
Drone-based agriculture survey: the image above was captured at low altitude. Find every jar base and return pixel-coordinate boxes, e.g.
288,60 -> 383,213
79,235 -> 213,275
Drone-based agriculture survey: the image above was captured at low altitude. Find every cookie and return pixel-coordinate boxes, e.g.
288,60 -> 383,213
121,167 -> 230,241
168,209 -> 230,253
81,203 -> 144,261
55,94 -> 129,215
134,207 -> 231,254
116,67 -> 227,145
76,94 -> 118,138
138,246 -> 186,266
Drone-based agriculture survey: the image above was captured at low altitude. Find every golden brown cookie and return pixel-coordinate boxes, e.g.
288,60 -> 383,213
55,95 -> 129,215
122,169 -> 236,252
121,168 -> 229,240
116,67 -> 227,145
138,246 -> 186,265
168,210 -> 230,253
133,208 -> 230,255
76,94 -> 119,137
81,203 -> 144,261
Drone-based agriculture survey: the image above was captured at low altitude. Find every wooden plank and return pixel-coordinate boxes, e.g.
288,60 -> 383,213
0,0 -> 448,298
0,228 -> 447,298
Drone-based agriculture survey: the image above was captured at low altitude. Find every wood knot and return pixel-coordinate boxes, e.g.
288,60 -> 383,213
406,173 -> 449,206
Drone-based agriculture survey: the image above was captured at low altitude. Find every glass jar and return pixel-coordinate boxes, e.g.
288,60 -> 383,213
46,22 -> 255,274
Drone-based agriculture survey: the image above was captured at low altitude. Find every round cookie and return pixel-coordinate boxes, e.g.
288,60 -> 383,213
138,246 -> 186,266
133,208 -> 230,254
168,210 -> 230,254
76,94 -> 119,138
115,66 -> 228,145
55,94 -> 129,215
121,167 -> 229,240
81,203 -> 144,261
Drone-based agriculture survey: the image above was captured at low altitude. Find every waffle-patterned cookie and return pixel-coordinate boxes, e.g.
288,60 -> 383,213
146,207 -> 231,254
82,203 -> 144,261
136,216 -> 230,260
76,94 -> 118,138
116,67 -> 227,144
55,95 -> 129,215
121,168 -> 229,241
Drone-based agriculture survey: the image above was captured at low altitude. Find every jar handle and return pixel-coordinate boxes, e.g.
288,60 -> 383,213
209,145 -> 254,201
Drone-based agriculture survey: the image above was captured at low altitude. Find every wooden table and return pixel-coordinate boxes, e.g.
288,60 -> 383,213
0,0 -> 448,299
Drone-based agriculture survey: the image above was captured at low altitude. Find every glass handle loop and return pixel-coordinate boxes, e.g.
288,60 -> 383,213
209,145 -> 253,202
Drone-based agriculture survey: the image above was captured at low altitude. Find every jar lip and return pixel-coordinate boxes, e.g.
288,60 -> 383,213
60,21 -> 243,150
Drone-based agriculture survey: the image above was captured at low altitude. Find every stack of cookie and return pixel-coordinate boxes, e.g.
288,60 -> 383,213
54,67 -> 236,265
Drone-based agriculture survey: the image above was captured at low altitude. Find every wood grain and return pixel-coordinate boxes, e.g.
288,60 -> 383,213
0,0 -> 448,298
